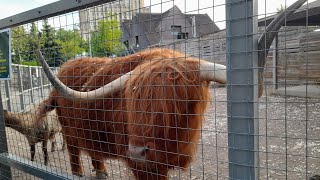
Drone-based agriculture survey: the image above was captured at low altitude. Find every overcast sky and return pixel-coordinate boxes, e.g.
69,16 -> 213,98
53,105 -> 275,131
0,0 -> 316,29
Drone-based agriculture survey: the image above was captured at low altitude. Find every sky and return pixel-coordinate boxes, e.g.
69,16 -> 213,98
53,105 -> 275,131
0,0 -> 59,19
0,0 -> 316,29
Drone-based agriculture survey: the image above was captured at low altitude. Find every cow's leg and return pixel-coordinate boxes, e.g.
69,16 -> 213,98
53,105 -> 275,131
67,144 -> 83,176
51,138 -> 56,152
92,157 -> 108,179
30,144 -> 35,162
64,134 -> 83,176
42,140 -> 49,165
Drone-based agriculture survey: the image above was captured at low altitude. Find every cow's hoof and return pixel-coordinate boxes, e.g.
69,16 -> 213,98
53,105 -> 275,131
93,169 -> 108,179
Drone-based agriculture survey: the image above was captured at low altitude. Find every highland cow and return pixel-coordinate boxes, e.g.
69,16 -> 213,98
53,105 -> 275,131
38,48 -> 225,179
37,1 -> 306,178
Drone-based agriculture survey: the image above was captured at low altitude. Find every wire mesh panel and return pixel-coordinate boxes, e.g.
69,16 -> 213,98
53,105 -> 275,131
0,0 -> 228,179
257,0 -> 320,179
0,0 -> 319,179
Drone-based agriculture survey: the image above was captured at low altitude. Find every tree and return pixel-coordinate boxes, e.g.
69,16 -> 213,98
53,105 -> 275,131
41,20 -> 64,67
11,26 -> 28,63
90,14 -> 124,57
0,49 -> 3,60
56,29 -> 86,60
26,22 -> 42,63
277,4 -> 285,13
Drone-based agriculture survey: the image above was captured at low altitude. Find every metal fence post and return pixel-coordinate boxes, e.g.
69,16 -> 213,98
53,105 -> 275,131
226,0 -> 259,179
0,88 -> 12,179
38,67 -> 44,99
16,64 -> 25,111
273,34 -> 279,90
4,80 -> 11,111
27,66 -> 34,103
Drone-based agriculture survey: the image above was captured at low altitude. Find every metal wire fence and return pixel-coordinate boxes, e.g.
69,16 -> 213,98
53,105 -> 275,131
0,0 -> 318,179
1,64 -> 58,111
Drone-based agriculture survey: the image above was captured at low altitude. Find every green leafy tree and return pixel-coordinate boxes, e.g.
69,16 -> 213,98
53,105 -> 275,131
56,29 -> 86,60
0,49 -> 3,60
90,15 -> 124,57
11,26 -> 28,63
26,22 -> 42,63
41,20 -> 64,67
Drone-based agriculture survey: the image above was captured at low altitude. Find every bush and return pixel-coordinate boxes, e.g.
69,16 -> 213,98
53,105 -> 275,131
20,61 -> 39,66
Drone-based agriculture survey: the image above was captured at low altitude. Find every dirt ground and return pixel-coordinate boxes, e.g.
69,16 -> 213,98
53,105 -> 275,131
4,87 -> 320,180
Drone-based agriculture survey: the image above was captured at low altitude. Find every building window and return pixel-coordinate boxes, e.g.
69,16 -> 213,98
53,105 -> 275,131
171,25 -> 182,35
171,26 -> 188,39
177,32 -> 188,39
135,36 -> 139,47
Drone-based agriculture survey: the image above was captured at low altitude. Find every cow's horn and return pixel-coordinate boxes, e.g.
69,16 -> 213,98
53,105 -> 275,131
37,50 -> 226,101
36,50 -> 131,101
199,61 -> 226,84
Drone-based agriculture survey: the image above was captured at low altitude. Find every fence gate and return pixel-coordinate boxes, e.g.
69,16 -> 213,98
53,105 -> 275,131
0,0 -> 319,179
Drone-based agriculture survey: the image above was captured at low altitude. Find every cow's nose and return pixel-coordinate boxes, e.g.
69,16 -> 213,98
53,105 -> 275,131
128,144 -> 149,162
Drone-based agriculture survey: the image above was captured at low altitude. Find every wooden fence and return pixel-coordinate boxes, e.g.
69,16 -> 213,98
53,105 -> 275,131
265,26 -> 320,85
158,26 -> 320,85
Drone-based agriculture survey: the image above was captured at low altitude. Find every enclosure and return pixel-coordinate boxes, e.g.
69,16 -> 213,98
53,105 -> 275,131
0,0 -> 319,179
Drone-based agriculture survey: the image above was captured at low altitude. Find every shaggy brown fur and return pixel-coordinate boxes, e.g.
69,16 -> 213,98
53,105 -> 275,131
43,48 -> 213,179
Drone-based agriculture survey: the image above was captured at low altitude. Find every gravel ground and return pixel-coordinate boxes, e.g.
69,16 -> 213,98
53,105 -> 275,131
4,86 -> 320,180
